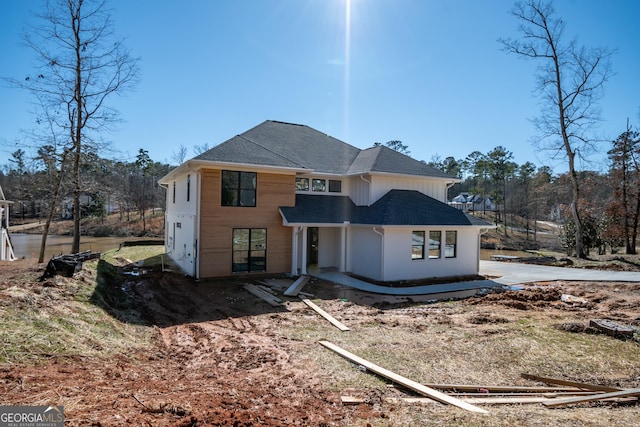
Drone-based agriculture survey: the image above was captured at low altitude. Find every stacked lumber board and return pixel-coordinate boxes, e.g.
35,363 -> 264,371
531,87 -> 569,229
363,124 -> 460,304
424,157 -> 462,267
242,284 -> 283,307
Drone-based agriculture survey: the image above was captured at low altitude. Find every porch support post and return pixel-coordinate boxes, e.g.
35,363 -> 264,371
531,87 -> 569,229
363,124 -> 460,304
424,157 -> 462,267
340,223 -> 348,272
290,226 -> 299,275
300,226 -> 308,275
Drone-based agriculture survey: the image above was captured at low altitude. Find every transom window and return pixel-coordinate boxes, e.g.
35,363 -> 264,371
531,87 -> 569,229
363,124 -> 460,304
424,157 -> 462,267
222,170 -> 256,207
328,179 -> 342,193
411,231 -> 425,260
232,228 -> 266,273
295,177 -> 342,193
429,231 -> 441,259
295,177 -> 309,191
312,179 -> 326,192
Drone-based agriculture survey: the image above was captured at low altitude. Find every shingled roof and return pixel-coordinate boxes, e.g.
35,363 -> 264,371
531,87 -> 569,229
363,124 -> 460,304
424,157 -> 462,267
280,190 -> 492,226
194,120 -> 454,178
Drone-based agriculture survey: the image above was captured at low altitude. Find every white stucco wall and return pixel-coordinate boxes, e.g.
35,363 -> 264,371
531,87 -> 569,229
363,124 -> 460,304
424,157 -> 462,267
380,227 -> 480,282
369,175 -> 449,204
164,172 -> 199,275
318,227 -> 341,269
347,227 -> 384,281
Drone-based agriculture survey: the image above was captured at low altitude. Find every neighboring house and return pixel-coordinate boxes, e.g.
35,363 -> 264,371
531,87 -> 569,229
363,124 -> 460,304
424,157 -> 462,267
449,192 -> 496,212
158,120 -> 494,282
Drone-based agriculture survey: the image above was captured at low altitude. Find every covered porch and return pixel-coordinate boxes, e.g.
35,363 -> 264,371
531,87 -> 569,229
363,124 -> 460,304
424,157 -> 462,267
288,225 -> 350,276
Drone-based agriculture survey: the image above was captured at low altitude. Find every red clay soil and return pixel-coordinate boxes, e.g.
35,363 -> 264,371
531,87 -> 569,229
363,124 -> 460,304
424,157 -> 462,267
0,261 -> 379,426
1,258 -> 639,425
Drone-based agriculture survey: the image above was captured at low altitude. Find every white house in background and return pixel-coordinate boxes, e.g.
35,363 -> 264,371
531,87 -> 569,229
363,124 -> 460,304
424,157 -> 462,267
158,120 -> 494,282
450,192 -> 497,212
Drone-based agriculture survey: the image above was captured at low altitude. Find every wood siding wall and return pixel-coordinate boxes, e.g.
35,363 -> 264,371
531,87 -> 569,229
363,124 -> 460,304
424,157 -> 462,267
199,169 -> 295,278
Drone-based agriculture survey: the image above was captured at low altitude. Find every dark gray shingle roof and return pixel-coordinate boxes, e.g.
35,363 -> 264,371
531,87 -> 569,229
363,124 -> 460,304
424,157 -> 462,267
280,190 -> 493,226
195,121 -> 360,174
348,146 -> 453,178
193,120 -> 455,179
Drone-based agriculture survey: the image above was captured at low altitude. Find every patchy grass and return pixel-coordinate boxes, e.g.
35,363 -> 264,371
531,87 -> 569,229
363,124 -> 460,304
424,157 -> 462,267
0,257 -> 152,365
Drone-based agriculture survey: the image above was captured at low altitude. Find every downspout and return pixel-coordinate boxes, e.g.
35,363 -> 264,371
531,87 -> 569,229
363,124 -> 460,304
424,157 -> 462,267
360,175 -> 372,205
373,227 -> 384,281
446,181 -> 456,202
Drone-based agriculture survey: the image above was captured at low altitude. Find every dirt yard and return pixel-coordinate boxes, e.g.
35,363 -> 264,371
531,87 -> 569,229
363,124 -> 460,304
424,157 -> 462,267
1,252 -> 639,426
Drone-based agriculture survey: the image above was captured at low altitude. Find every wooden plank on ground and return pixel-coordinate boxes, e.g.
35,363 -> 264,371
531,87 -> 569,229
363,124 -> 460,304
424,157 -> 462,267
242,284 -> 282,307
521,373 -> 623,392
417,384 -> 585,393
543,387 -> 640,407
301,298 -> 349,331
396,396 -> 551,405
284,275 -> 310,296
319,340 -> 488,414
340,396 -> 365,405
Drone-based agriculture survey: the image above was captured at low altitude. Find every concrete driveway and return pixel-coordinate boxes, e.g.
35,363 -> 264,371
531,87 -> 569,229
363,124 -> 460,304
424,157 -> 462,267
312,261 -> 640,297
480,260 -> 640,285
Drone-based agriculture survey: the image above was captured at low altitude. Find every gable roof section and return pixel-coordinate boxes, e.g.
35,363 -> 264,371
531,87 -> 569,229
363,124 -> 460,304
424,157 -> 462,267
191,120 -> 457,179
280,190 -> 493,226
195,120 -> 361,174
194,134 -> 307,169
347,146 -> 453,179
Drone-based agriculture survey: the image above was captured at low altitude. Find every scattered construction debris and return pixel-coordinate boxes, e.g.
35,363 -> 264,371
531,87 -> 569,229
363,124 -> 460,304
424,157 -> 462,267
40,251 -> 101,280
242,284 -> 283,307
301,298 -> 350,331
319,340 -> 489,414
543,387 -> 640,408
284,275 -> 310,296
520,373 -> 623,392
589,318 -> 635,339
335,367 -> 639,409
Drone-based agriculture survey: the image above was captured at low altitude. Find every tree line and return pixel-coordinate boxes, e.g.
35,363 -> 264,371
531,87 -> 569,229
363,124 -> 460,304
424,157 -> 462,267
424,127 -> 640,256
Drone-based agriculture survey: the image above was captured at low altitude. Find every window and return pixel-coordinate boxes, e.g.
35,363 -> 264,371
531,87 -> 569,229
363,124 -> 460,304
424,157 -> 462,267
328,179 -> 342,193
187,174 -> 191,202
172,182 -> 176,204
429,231 -> 441,259
222,171 -> 256,207
295,177 -> 309,191
445,231 -> 457,258
232,228 -> 267,273
411,231 -> 425,260
312,178 -> 326,192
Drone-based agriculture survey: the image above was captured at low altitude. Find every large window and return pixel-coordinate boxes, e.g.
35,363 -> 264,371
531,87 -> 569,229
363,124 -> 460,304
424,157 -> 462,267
445,231 -> 457,258
222,171 -> 256,207
411,231 -> 425,260
232,228 -> 266,273
429,231 -> 441,259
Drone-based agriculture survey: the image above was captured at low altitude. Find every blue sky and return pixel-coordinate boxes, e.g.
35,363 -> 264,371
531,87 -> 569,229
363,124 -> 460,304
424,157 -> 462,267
1,0 -> 639,173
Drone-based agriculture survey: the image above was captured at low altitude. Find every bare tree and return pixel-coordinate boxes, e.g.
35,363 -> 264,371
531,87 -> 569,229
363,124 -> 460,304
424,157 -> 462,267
9,0 -> 139,253
171,144 -> 188,165
500,0 -> 614,258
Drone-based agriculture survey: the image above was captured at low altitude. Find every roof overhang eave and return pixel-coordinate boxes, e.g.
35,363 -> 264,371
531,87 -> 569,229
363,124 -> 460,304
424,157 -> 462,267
345,170 -> 461,183
159,159 -> 311,185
